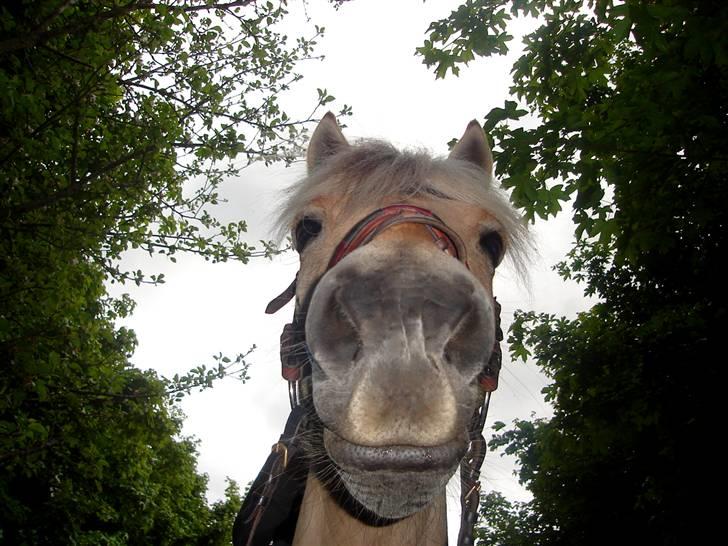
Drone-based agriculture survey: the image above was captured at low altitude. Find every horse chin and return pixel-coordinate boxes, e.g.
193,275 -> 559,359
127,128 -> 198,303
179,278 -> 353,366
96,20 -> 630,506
322,427 -> 464,520
336,466 -> 451,520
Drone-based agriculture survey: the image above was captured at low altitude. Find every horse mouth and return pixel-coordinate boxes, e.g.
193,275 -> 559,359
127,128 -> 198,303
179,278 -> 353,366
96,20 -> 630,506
321,428 -> 466,519
323,428 -> 467,472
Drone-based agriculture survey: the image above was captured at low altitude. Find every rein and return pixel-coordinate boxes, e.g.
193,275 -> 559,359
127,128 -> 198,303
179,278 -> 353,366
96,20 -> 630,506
234,204 -> 503,546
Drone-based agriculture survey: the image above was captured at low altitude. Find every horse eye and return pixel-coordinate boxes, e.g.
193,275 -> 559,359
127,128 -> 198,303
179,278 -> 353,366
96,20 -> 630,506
294,217 -> 322,252
479,231 -> 504,267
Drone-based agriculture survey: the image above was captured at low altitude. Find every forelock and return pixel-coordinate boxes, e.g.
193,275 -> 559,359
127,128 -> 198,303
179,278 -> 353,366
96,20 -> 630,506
274,139 -> 531,281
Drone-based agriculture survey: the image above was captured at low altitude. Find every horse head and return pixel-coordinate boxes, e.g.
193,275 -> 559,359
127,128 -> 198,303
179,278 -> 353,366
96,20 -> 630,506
237,113 -> 527,546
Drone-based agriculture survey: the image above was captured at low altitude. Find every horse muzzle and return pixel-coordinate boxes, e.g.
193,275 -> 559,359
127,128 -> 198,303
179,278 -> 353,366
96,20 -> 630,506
304,241 -> 494,517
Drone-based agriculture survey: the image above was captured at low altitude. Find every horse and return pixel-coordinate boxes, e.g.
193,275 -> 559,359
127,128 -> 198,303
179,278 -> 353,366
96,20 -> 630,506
233,113 -> 528,546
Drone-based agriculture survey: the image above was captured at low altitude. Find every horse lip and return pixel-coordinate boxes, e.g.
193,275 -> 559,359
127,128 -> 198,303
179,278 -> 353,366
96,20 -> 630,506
323,428 -> 467,472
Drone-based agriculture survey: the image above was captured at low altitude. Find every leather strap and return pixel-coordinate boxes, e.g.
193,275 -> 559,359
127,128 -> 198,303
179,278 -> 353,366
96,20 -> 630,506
329,204 -> 467,268
265,275 -> 297,315
233,405 -> 309,546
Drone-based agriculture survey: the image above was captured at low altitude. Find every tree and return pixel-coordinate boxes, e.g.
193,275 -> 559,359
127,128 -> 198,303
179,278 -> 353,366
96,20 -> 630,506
0,0 -> 343,542
473,491 -> 553,546
419,1 -> 727,544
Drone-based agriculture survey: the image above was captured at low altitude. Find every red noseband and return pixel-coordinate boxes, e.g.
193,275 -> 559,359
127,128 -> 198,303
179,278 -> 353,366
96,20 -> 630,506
328,204 -> 468,269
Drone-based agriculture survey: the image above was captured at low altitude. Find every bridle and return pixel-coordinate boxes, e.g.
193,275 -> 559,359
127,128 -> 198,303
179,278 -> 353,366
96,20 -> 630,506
234,204 -> 503,546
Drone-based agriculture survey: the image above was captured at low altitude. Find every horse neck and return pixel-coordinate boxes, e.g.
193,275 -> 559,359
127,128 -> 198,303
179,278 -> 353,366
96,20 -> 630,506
292,473 -> 448,546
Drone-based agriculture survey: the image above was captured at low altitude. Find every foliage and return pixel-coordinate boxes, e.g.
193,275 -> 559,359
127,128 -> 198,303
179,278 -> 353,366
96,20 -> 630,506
199,480 -> 245,546
420,1 -> 727,544
0,0 -> 340,543
474,491 -> 554,546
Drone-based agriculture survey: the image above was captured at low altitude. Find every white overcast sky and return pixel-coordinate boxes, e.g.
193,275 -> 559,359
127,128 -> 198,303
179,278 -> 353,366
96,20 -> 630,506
111,0 -> 593,540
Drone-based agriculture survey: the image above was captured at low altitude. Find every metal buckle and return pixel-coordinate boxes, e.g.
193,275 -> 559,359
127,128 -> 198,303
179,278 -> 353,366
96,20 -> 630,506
271,441 -> 289,469
288,380 -> 300,409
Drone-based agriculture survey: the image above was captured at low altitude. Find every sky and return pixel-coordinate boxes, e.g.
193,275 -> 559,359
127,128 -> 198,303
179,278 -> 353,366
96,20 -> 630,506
111,0 -> 594,540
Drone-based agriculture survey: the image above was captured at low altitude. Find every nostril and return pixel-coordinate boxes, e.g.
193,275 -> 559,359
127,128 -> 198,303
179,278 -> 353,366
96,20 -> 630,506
442,302 -> 493,375
334,301 -> 356,334
352,336 -> 363,361
442,346 -> 453,365
334,301 -> 364,361
308,289 -> 363,369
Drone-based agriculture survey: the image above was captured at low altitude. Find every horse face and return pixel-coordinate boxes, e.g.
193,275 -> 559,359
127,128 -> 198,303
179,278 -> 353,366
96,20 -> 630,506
289,115 -> 508,520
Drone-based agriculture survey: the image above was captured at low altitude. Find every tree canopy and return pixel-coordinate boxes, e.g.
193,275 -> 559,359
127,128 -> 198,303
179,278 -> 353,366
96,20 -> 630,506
420,0 -> 727,544
0,0 -> 340,542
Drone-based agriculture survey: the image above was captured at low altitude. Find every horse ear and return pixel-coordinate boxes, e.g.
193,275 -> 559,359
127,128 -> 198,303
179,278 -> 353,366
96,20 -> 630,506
307,112 -> 349,172
449,120 -> 494,174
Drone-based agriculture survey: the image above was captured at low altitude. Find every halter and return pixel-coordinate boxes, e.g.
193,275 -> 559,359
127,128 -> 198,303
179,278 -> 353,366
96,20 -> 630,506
234,204 -> 503,546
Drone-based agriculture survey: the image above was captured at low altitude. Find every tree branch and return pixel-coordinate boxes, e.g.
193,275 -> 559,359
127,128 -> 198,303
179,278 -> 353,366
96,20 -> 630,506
0,1 -> 257,55
14,144 -> 157,215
